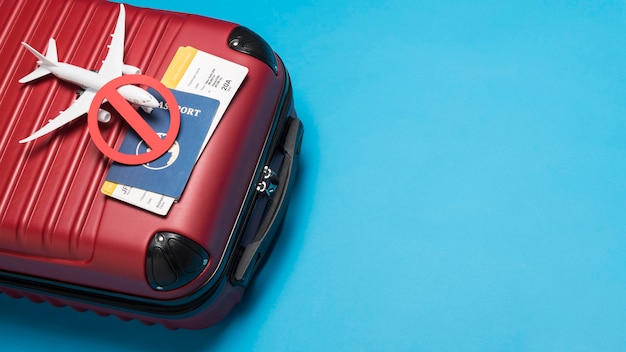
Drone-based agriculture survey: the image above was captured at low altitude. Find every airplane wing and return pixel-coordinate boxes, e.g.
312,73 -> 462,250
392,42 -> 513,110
19,90 -> 96,143
97,4 -> 125,79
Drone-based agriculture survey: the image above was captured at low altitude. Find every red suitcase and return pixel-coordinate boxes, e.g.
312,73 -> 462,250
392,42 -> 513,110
0,0 -> 302,329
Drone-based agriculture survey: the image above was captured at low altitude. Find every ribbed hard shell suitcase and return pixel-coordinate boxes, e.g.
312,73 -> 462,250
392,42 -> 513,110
0,0 -> 302,329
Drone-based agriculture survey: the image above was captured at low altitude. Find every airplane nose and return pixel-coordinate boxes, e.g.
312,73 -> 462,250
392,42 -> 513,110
146,94 -> 159,107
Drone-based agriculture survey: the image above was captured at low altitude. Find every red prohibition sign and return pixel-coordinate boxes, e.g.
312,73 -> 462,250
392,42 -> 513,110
88,74 -> 181,165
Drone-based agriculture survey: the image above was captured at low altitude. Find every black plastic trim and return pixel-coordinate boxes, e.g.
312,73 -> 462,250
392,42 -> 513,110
146,232 -> 210,291
228,26 -> 279,75
233,117 -> 303,286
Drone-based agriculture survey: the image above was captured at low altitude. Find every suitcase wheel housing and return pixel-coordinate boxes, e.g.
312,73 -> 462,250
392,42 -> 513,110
146,232 -> 210,291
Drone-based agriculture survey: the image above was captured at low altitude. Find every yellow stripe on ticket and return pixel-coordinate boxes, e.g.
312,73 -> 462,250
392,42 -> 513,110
101,181 -> 119,196
161,46 -> 198,88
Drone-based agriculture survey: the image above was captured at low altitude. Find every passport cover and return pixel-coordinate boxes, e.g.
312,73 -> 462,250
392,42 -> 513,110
105,88 -> 219,199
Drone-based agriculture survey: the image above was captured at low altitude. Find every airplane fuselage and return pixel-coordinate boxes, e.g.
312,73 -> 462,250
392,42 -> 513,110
46,63 -> 157,108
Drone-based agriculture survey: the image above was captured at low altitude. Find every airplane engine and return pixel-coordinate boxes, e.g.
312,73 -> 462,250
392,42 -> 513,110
122,64 -> 141,75
98,109 -> 111,123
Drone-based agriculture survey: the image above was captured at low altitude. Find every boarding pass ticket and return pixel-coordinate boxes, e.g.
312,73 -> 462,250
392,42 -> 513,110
102,47 -> 248,216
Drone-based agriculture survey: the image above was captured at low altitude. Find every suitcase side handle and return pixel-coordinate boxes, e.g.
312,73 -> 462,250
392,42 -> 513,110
233,116 -> 303,286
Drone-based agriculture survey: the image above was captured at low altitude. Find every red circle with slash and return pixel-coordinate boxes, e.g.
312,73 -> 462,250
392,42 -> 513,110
88,74 -> 180,165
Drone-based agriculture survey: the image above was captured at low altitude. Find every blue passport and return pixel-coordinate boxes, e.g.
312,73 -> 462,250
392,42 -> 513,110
105,88 -> 219,199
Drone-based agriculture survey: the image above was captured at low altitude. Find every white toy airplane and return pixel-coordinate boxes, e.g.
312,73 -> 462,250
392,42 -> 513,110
18,4 -> 159,143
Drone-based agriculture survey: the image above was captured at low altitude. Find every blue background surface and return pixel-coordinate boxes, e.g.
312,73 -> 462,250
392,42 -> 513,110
3,0 -> 626,350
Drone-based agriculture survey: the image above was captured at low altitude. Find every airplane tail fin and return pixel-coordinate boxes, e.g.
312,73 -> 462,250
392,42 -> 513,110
19,38 -> 58,83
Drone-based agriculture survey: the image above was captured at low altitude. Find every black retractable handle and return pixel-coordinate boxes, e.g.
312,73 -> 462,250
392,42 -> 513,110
233,117 -> 303,286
